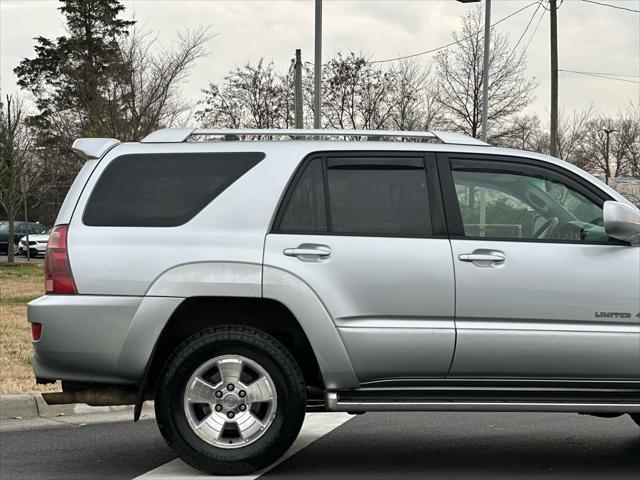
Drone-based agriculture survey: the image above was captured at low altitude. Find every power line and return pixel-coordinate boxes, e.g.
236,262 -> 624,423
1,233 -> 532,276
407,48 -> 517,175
369,1 -> 539,64
509,2 -> 542,59
561,70 -> 640,78
522,6 -> 546,55
581,0 -> 640,13
559,69 -> 640,84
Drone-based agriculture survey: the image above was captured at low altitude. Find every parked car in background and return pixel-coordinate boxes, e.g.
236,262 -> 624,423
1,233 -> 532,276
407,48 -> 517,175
0,221 -> 47,255
18,228 -> 52,257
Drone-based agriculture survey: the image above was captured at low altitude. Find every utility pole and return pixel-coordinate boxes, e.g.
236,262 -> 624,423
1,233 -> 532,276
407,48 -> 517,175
603,128 -> 616,185
550,0 -> 558,157
480,0 -> 491,143
294,49 -> 304,129
313,0 -> 322,129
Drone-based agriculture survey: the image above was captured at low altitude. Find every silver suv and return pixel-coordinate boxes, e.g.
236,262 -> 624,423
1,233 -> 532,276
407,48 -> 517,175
28,128 -> 640,475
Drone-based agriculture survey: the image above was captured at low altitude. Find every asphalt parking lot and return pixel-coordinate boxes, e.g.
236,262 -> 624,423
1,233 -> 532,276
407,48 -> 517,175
1,412 -> 639,480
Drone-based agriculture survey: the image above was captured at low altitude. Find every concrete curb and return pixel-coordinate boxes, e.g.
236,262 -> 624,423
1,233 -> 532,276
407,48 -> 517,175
0,394 -> 147,420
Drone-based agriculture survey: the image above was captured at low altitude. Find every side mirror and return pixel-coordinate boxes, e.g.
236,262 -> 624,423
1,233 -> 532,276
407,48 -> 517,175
603,201 -> 640,246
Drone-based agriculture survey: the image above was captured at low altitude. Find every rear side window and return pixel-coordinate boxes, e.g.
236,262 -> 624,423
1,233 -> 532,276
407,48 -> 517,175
83,152 -> 264,227
276,155 -> 432,237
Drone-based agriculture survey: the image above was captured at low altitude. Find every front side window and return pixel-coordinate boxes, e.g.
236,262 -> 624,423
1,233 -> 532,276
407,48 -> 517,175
84,152 -> 264,227
276,156 -> 432,237
451,166 -> 609,242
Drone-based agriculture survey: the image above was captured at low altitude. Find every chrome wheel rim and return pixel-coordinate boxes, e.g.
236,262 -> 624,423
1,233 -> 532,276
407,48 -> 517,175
183,355 -> 277,449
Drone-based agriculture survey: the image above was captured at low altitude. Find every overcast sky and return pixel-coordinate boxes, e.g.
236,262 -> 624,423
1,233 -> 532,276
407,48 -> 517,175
1,0 -> 639,122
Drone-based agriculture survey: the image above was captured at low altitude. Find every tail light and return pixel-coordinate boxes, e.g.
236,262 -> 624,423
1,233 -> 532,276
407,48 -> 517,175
31,323 -> 42,341
44,225 -> 77,294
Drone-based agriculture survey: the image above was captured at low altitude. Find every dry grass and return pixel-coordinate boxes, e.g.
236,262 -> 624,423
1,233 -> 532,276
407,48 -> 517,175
0,263 -> 60,394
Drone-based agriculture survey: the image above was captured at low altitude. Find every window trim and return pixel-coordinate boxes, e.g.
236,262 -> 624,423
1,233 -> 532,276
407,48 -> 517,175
271,150 -> 448,239
439,153 -> 626,246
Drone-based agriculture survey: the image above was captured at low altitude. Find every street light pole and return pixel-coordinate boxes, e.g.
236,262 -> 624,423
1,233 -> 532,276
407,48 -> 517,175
550,0 -> 559,157
480,0 -> 491,143
313,0 -> 322,129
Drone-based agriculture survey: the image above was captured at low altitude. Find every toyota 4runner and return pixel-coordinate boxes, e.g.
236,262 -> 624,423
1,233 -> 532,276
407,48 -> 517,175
28,128 -> 640,475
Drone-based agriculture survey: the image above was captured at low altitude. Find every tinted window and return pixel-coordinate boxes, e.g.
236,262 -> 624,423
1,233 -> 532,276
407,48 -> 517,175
84,152 -> 264,227
452,168 -> 609,242
327,158 -> 431,236
279,158 -> 327,232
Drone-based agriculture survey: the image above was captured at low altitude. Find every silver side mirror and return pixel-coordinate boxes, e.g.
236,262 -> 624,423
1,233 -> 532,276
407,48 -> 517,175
603,201 -> 640,246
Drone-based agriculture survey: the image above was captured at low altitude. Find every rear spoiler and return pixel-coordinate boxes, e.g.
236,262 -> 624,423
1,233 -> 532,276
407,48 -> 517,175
71,138 -> 120,160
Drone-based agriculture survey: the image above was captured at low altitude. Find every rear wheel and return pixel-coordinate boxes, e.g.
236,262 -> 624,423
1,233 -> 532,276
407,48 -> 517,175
155,325 -> 306,475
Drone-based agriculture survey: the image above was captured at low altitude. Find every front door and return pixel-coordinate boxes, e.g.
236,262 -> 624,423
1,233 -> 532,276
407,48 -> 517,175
441,155 -> 640,380
264,152 -> 456,384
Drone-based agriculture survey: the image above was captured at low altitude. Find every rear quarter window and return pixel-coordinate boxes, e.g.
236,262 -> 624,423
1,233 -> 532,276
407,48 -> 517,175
83,152 -> 264,227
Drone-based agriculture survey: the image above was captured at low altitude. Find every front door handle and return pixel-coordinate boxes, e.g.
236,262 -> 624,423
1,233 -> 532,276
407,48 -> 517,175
458,252 -> 505,264
283,246 -> 331,258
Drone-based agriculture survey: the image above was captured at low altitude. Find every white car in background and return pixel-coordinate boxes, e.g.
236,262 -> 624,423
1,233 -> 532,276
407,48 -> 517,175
18,228 -> 51,257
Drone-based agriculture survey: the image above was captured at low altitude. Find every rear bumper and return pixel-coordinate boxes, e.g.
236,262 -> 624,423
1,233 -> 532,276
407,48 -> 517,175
28,295 -> 143,385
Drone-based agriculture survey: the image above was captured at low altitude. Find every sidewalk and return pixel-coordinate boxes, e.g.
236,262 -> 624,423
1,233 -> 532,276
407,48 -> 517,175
0,393 -> 153,426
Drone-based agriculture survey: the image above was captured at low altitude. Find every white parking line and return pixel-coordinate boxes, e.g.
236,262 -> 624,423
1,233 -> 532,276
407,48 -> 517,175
133,412 -> 353,480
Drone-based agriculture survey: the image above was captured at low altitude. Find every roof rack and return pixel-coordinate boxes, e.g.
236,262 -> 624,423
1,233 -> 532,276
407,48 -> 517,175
141,128 -> 489,147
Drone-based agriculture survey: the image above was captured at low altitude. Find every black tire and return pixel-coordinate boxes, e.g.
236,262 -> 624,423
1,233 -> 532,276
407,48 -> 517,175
155,325 -> 306,475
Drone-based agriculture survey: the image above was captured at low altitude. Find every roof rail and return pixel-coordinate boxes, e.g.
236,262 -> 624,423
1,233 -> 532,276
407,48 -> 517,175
140,128 -> 489,146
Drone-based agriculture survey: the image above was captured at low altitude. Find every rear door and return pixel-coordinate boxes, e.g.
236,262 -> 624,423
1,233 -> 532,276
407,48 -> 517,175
263,152 -> 456,384
440,154 -> 640,380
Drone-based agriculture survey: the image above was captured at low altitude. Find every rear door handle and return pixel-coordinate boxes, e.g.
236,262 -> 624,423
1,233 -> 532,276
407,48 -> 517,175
283,247 -> 331,258
458,253 -> 505,263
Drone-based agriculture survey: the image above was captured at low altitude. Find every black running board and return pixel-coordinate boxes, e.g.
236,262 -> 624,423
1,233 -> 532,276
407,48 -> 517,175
325,388 -> 640,413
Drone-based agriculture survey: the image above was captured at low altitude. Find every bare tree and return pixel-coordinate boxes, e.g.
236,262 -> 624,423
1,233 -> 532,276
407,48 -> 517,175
389,58 -> 443,131
611,103 -> 640,177
0,95 -> 42,263
574,117 -> 613,183
197,59 -> 289,129
105,26 -> 212,141
435,7 -> 536,138
492,114 -> 542,150
311,52 -> 396,131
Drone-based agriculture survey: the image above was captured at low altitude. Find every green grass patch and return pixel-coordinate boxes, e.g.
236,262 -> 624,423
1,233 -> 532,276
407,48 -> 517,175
0,263 -> 43,305
0,262 -> 43,280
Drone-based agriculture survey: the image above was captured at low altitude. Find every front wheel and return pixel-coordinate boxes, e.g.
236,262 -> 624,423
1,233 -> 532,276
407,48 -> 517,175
155,326 -> 306,475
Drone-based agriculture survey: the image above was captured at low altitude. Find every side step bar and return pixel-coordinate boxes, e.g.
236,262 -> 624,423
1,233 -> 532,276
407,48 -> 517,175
325,390 -> 640,414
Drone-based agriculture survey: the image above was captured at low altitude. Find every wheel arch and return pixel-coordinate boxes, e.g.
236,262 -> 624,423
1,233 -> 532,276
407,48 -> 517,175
142,297 -> 326,401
